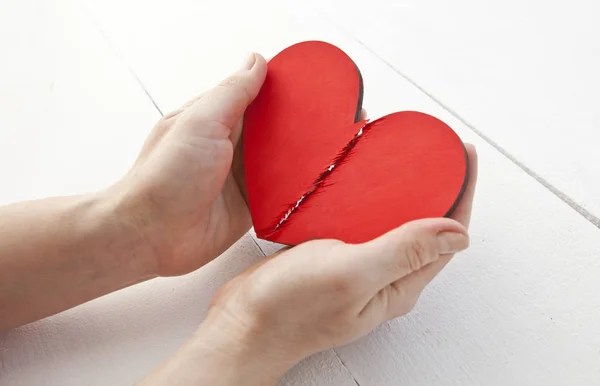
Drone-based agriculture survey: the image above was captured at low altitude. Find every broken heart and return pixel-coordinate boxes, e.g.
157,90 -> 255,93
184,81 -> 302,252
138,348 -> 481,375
243,41 -> 468,246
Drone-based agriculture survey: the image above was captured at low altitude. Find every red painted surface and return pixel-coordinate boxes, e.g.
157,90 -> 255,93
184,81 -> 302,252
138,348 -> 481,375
244,41 -> 468,245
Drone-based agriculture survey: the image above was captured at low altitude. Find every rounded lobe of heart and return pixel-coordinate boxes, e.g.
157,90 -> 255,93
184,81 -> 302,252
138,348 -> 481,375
243,41 -> 362,236
268,111 -> 469,245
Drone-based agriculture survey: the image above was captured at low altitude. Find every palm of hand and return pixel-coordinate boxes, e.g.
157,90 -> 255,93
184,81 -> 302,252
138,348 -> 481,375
117,54 -> 267,276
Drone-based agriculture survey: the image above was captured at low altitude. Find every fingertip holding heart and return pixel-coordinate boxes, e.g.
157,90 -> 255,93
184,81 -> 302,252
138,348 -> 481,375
243,41 -> 469,246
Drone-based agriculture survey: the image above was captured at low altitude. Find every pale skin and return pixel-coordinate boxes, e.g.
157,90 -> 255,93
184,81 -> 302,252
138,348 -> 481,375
0,53 -> 478,384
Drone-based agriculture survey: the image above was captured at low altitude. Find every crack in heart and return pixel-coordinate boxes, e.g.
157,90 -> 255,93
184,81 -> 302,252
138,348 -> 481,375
261,119 -> 372,237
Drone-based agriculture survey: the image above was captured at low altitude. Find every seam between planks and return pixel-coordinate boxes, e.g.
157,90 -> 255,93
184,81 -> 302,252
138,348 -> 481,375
78,2 -> 164,117
249,232 -> 268,257
332,349 -> 361,386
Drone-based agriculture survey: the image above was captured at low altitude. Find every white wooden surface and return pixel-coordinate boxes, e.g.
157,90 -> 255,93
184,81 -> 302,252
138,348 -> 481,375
1,0 -> 600,385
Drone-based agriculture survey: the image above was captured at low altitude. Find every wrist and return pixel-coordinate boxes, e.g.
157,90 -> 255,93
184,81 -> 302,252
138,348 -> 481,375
92,187 -> 159,281
0,189 -> 159,329
140,313 -> 291,386
104,178 -> 185,277
188,310 -> 297,385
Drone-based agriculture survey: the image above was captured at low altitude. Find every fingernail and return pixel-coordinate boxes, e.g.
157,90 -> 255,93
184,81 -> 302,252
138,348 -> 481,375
436,232 -> 469,254
241,52 -> 256,70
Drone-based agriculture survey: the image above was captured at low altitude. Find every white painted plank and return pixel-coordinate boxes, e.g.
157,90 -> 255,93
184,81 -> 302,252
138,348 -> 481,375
0,1 -> 358,385
310,0 -> 600,220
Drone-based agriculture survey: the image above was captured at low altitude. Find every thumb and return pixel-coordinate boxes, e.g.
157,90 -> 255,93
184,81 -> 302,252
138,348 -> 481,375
352,218 -> 469,290
178,53 -> 268,143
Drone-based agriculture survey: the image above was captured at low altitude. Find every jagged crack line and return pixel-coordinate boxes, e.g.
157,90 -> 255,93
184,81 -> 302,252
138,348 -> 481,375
261,121 -> 371,236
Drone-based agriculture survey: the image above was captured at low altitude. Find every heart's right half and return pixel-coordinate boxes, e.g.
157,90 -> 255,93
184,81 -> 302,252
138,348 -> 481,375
243,41 -> 469,246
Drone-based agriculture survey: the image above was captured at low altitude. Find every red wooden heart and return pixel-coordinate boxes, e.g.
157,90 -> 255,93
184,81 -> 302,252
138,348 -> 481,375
243,41 -> 468,246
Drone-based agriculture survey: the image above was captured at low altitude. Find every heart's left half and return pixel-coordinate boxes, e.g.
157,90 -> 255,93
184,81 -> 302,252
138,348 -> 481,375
243,41 -> 469,246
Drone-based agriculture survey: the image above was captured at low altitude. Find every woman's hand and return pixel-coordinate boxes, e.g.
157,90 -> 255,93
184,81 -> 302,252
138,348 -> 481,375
141,145 -> 478,385
113,53 -> 267,276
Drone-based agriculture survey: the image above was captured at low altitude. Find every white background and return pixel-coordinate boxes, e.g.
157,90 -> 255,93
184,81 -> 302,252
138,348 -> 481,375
1,0 -> 599,385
